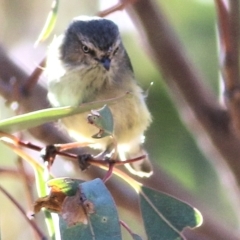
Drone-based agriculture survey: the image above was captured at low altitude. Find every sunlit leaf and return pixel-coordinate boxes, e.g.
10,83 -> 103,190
0,106 -> 72,133
35,178 -> 83,214
140,186 -> 203,240
48,178 -> 84,196
59,178 -> 121,240
0,94 -> 129,134
35,0 -> 59,46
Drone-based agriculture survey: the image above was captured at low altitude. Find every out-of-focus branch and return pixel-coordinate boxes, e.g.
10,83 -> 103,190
22,58 -> 46,95
0,46 -> 72,145
0,185 -> 47,240
215,1 -> 240,135
0,166 -> 33,180
214,0 -> 230,57
1,45 -> 239,239
97,0 -> 136,17
17,157 -> 34,210
127,0 -> 240,191
124,0 -> 240,238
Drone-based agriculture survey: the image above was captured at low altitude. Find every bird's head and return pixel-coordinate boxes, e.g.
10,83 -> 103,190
60,16 -> 122,71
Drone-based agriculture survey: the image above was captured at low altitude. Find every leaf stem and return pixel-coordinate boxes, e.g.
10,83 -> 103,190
119,220 -> 136,237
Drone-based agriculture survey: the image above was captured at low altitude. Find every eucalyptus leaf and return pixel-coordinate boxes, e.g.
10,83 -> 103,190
0,106 -> 75,133
89,105 -> 114,138
140,186 -> 202,240
60,178 -> 121,240
48,178 -> 84,196
35,0 -> 59,45
0,95 -> 128,134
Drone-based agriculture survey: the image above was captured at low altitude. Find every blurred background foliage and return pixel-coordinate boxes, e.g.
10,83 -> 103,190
0,0 -> 238,239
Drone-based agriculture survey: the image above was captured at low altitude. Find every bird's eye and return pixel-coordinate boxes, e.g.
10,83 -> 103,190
113,47 -> 119,55
82,45 -> 90,53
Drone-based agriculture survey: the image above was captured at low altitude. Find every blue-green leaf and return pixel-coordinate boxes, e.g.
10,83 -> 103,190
140,186 -> 203,240
59,178 -> 121,240
88,105 -> 114,138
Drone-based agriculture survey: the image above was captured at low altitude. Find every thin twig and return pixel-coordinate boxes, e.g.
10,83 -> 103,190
0,185 -> 47,240
120,220 -> 137,237
1,131 -> 146,167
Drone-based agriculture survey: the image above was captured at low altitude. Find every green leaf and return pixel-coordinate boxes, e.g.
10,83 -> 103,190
35,0 -> 59,45
88,105 -> 114,138
48,178 -> 84,196
0,106 -> 73,133
0,94 -> 129,134
140,186 -> 203,240
59,178 -> 121,240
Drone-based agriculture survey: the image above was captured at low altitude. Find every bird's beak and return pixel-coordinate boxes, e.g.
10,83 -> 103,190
100,57 -> 111,71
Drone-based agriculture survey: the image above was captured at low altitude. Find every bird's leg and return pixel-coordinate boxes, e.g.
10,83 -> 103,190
94,143 -> 117,182
94,141 -> 117,160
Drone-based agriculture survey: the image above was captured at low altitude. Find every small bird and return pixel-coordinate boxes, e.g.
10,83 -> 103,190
46,16 -> 152,177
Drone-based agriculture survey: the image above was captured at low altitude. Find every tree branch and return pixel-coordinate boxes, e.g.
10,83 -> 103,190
126,0 -> 240,192
215,1 -> 240,135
